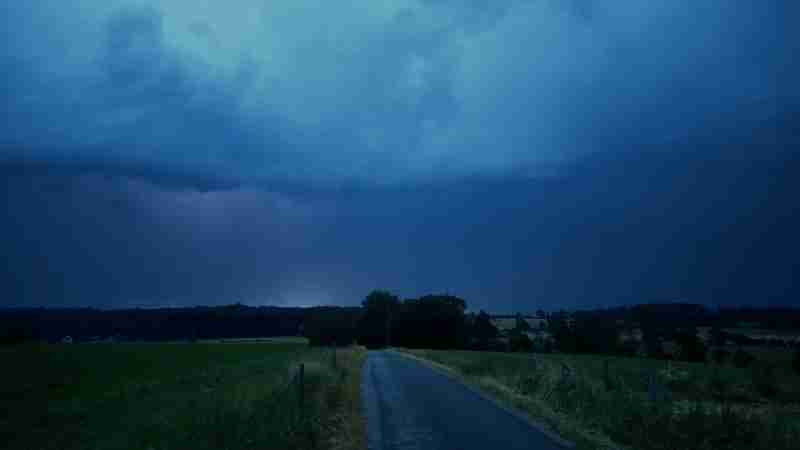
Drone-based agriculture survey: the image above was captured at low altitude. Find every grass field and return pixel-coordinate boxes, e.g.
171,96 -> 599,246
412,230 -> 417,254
0,341 -> 366,450
398,348 -> 800,450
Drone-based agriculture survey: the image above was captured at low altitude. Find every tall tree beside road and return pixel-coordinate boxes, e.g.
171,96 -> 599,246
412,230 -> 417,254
392,295 -> 469,349
358,290 -> 401,349
304,307 -> 361,346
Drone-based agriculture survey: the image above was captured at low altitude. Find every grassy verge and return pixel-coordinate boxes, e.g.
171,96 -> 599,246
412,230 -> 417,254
397,348 -> 800,450
316,347 -> 368,450
0,342 -> 366,450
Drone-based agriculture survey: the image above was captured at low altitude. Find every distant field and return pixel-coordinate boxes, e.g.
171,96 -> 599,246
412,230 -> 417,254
698,326 -> 800,344
399,349 -> 800,450
0,342 -> 364,450
199,336 -> 310,344
727,328 -> 800,343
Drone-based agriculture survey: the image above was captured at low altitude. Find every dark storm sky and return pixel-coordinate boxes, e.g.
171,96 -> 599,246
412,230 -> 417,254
2,1 -> 798,311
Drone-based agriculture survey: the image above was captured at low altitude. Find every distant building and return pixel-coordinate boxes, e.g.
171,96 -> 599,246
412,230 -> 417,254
524,330 -> 552,341
490,315 -> 549,335
620,327 -> 644,343
526,317 -> 549,330
489,315 -> 554,352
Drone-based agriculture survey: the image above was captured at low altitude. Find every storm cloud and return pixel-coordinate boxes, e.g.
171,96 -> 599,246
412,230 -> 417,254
1,1 -> 797,309
3,1 -> 795,185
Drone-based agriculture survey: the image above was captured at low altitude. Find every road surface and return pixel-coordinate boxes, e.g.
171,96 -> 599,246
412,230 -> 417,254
361,351 -> 569,450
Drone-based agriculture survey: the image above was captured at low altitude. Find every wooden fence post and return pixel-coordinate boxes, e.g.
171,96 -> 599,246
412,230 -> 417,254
298,363 -> 305,411
561,363 -> 573,386
296,363 -> 316,449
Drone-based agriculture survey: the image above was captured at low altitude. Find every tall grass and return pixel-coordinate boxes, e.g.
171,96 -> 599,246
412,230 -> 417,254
0,342 -> 366,450
400,349 -> 800,450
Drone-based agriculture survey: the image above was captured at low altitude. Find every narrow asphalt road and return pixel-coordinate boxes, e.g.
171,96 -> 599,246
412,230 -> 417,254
361,351 -> 569,450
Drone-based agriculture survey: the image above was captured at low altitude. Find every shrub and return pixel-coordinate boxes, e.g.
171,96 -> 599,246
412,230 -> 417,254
616,340 -> 639,357
712,347 -> 731,364
732,348 -> 756,368
707,366 -> 727,399
0,327 -> 34,345
751,362 -> 779,398
509,333 -> 534,352
675,329 -> 707,362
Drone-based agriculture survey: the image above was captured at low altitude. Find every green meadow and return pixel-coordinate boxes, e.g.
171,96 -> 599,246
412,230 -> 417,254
399,348 -> 800,450
1,341 -> 365,450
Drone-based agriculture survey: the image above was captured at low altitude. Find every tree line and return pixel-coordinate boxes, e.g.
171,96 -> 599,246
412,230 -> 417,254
304,290 -> 499,350
305,292 -> 800,377
4,293 -> 798,377
0,304 -> 305,343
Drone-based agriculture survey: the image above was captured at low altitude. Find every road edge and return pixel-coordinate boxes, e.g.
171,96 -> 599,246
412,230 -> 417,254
360,352 -> 386,450
388,348 -> 576,450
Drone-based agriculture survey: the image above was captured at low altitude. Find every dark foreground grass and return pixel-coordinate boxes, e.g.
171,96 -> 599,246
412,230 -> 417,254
398,349 -> 800,450
0,342 -> 366,450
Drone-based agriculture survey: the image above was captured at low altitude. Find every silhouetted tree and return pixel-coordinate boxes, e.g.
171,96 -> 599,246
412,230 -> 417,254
358,290 -> 401,349
0,305 -> 307,342
710,324 -> 725,346
470,310 -> 498,350
751,362 -> 779,398
549,311 -> 578,353
0,327 -> 33,345
304,307 -> 361,346
509,332 -> 534,352
392,294 -> 468,349
638,321 -> 671,359
712,347 -> 731,364
793,348 -> 800,375
732,348 -> 756,368
573,313 -> 620,354
675,327 -> 707,362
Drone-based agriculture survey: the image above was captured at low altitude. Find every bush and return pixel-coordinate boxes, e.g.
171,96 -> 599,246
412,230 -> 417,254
708,366 -> 728,399
732,348 -> 756,368
712,347 -> 731,364
751,362 -> 779,398
675,329 -> 707,362
470,311 -> 499,350
530,337 -> 552,353
0,327 -> 34,345
509,333 -> 534,352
